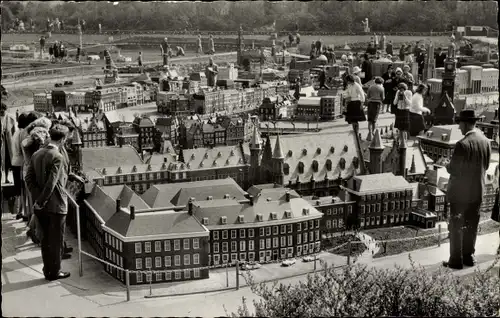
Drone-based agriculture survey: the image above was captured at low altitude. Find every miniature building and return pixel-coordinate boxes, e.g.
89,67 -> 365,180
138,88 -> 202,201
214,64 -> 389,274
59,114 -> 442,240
79,115 -> 107,148
296,96 -> 321,120
154,117 -> 179,150
259,96 -> 287,121
80,145 -> 144,180
476,108 -> 499,149
133,116 -> 155,154
343,173 -> 414,229
417,125 -> 464,162
116,125 -> 140,150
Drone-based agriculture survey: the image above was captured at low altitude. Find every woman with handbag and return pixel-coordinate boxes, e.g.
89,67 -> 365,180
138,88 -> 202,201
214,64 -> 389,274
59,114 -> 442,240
343,74 -> 367,133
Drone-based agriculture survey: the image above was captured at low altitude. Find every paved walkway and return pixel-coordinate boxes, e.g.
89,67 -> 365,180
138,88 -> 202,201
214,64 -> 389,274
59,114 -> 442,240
355,232 -> 381,263
2,213 -> 499,317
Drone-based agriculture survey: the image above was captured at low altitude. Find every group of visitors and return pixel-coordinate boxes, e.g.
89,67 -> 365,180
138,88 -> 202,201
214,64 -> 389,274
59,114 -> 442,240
47,40 -> 69,63
2,104 -> 76,281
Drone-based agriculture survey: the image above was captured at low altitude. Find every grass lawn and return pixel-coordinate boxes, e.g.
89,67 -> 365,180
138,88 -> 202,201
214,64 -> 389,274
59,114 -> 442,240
363,213 -> 500,259
323,233 -> 367,257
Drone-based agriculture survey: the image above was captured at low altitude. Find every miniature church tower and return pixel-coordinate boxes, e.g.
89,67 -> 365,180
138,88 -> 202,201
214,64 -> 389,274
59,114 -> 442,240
71,129 -> 83,173
249,124 -> 262,185
434,36 -> 457,126
368,129 -> 384,174
271,134 -> 285,186
423,41 -> 435,82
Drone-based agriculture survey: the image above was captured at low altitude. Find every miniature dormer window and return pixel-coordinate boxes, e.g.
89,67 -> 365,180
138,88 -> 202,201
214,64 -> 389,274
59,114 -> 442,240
202,217 -> 209,225
238,158 -> 243,164
257,214 -> 264,222
283,163 -> 290,175
284,210 -> 292,218
217,151 -> 222,158
225,158 -> 230,165
102,168 -> 107,175
200,161 -> 204,167
270,212 -> 278,220
287,150 -> 293,157
186,162 -> 191,168
326,159 -> 333,171
117,167 -> 122,174
220,216 -> 227,224
230,149 -> 235,156
204,152 -> 209,159
147,164 -> 152,171
343,145 -> 348,152
302,149 -> 308,156
330,146 -> 335,154
427,131 -> 433,137
352,157 -> 360,169
298,162 -> 305,174
213,160 -> 218,167
207,196 -> 213,200
339,158 -> 346,170
132,165 -> 137,172
302,208 -> 310,216
191,153 -> 195,160
312,160 -> 319,172
238,215 -> 245,223
316,147 -> 321,155
441,134 -> 448,141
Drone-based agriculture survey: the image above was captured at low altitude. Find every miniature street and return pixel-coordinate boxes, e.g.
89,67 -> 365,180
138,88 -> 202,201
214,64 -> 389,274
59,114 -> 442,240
2,212 -> 499,317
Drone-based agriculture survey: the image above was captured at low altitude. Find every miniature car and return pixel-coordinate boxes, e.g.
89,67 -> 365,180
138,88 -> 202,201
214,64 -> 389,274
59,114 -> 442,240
281,259 -> 296,267
240,261 -> 262,271
302,255 -> 318,262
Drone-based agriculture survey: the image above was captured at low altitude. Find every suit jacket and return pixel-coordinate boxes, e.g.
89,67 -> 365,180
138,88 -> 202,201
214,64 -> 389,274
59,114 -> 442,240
446,129 -> 491,205
25,144 -> 69,214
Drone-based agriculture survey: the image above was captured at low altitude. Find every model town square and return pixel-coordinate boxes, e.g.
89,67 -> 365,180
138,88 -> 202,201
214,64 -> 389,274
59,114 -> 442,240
1,1 -> 499,317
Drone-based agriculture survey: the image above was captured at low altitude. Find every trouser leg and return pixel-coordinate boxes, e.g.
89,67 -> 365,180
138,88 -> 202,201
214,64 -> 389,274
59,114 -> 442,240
46,213 -> 66,276
36,211 -> 52,277
462,202 -> 481,259
448,203 -> 465,266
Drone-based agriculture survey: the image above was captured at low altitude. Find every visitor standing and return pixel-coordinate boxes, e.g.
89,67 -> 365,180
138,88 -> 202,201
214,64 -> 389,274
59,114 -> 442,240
374,33 -> 379,50
366,77 -> 385,139
382,64 -> 395,113
40,36 -> 46,54
137,51 -> 143,72
343,74 -> 366,133
399,44 -> 406,61
409,84 -> 431,137
295,33 -> 301,45
293,78 -> 301,100
443,110 -> 491,269
25,124 -> 71,281
318,66 -> 329,90
76,47 -> 81,63
386,40 -> 393,56
360,53 -> 373,84
196,34 -> 203,57
11,113 -> 29,220
352,66 -> 363,85
1,103 -> 16,184
315,39 -> 322,56
402,65 -> 414,91
393,82 -> 412,141
435,47 -> 446,68
208,34 -> 215,55
98,23 -> 102,34
205,57 -> 218,87
160,37 -> 169,67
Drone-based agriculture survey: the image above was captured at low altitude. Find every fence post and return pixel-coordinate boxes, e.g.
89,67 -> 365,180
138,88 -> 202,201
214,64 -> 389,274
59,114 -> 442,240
226,263 -> 229,287
314,254 -> 317,271
347,240 -> 352,265
437,224 -> 442,247
75,198 -> 83,277
235,260 -> 240,290
125,270 -> 130,301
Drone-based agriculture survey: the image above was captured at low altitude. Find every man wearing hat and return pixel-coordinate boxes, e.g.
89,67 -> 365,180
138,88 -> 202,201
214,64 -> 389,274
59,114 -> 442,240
160,37 -> 169,67
205,57 -> 218,87
443,109 -> 491,270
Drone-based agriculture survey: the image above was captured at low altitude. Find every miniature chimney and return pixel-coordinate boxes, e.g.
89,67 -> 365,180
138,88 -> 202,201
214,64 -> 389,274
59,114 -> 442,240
116,199 -> 121,213
188,198 -> 194,215
249,195 -> 254,206
130,206 -> 135,220
285,191 -> 290,202
164,157 -> 168,163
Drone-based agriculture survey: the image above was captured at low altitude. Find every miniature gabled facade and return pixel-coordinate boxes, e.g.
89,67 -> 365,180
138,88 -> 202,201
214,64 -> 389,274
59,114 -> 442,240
417,125 -> 464,162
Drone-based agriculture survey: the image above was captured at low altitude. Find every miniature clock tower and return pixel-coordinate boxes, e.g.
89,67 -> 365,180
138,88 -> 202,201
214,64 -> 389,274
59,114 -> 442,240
442,37 -> 457,101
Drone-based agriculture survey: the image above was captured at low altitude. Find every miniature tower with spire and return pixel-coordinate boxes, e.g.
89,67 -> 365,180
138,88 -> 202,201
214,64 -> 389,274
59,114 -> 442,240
249,124 -> 262,185
272,133 -> 285,185
368,129 -> 384,174
409,154 -> 416,174
398,136 -> 407,177
71,129 -> 83,172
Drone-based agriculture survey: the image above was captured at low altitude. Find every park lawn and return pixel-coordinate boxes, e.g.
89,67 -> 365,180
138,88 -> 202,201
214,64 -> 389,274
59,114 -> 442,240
324,233 -> 367,257
363,213 -> 500,259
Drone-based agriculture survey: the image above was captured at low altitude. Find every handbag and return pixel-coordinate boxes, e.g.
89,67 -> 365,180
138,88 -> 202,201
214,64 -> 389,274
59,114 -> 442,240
491,189 -> 499,222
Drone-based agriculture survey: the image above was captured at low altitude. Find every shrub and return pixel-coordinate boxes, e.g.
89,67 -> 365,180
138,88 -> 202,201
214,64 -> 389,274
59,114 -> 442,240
230,256 -> 500,317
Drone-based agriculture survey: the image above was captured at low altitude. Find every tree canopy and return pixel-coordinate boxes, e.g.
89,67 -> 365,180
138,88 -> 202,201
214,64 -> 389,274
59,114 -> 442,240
3,1 -> 498,33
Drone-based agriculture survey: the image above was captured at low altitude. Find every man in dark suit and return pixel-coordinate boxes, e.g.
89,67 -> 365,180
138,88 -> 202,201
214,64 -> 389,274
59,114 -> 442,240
443,110 -> 491,269
25,124 -> 71,281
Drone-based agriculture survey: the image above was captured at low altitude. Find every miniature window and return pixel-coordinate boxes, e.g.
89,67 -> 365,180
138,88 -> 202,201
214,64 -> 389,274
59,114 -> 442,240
339,158 -> 346,170
312,160 -> 319,172
283,163 -> 290,175
298,162 -> 305,174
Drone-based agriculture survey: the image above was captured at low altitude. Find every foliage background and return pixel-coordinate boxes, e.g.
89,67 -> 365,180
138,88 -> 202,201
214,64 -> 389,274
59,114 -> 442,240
2,1 -> 498,33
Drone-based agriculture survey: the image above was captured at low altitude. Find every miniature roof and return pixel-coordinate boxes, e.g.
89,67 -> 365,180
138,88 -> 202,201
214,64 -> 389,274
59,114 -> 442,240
85,184 -> 150,223
369,129 -> 383,149
349,173 -> 412,193
248,187 -> 301,203
191,197 -> 322,228
179,145 -> 246,171
141,178 -> 247,209
272,134 -> 284,158
133,116 -> 155,128
82,145 -> 143,172
269,131 -> 362,184
80,117 -> 105,132
105,210 -> 207,238
418,125 -> 463,145
304,195 -> 346,206
249,124 -> 262,149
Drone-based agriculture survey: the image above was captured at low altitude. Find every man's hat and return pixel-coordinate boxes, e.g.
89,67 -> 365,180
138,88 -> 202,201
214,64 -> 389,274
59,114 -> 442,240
352,66 -> 362,74
456,109 -> 481,123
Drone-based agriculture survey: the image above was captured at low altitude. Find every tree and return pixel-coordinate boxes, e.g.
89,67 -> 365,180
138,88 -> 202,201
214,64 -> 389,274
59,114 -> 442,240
230,259 -> 500,317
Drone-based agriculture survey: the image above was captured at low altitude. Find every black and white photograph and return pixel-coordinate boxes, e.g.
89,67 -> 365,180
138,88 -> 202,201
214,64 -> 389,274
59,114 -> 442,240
1,1 -> 499,317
